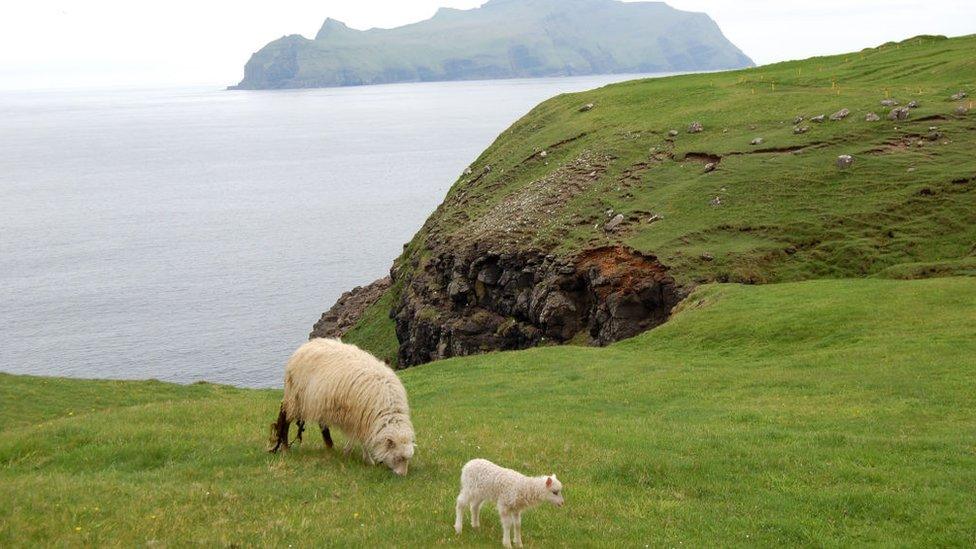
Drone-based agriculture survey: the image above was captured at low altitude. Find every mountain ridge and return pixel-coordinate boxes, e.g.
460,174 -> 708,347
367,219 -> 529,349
231,0 -> 753,90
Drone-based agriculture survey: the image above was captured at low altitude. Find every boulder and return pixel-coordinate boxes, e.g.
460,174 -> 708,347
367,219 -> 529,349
810,114 -> 826,123
604,214 -> 625,232
750,137 -> 765,145
956,105 -> 970,115
830,108 -> 851,121
836,155 -> 855,169
865,112 -> 881,122
703,162 -> 717,173
888,107 -> 911,120
688,121 -> 704,133
793,125 -> 810,134
579,103 -> 595,112
793,116 -> 805,125
907,100 -> 920,108
950,91 -> 968,101
668,129 -> 679,137
880,99 -> 899,107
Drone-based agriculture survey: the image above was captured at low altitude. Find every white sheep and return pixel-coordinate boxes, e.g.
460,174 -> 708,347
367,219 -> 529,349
454,458 -> 564,547
268,338 -> 416,476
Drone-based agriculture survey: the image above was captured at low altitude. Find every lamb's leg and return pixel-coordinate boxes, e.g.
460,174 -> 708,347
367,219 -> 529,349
454,494 -> 467,534
319,424 -> 334,449
514,512 -> 523,548
268,404 -> 291,453
470,500 -> 483,528
499,506 -> 512,548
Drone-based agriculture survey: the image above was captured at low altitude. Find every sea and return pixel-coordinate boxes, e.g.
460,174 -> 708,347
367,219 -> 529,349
0,73 -> 666,388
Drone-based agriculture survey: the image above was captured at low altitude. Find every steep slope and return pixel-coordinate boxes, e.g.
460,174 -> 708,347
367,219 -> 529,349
329,34 -> 975,367
2,278 -> 975,545
231,0 -> 753,89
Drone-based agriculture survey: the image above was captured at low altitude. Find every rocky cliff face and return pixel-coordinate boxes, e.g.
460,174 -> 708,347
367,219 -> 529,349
392,244 -> 685,366
310,277 -> 392,340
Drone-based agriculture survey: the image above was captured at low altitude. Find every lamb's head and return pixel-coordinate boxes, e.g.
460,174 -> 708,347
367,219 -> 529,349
542,475 -> 564,507
371,423 -> 415,476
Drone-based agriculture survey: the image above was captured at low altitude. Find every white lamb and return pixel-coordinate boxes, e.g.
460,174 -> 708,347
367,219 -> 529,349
454,458 -> 564,548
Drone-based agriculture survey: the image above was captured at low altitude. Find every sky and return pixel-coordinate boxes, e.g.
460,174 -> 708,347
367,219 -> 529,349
0,0 -> 971,90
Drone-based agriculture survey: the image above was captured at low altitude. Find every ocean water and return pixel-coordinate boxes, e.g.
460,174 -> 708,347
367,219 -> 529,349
0,74 -> 665,388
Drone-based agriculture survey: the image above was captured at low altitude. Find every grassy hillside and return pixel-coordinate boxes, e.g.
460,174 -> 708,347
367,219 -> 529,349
344,34 -> 975,362
2,277 -> 974,546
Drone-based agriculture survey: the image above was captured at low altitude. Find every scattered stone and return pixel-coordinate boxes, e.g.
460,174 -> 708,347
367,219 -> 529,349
710,196 -> 722,207
950,91 -> 968,101
688,121 -> 704,133
865,112 -> 881,122
703,162 -> 717,173
668,129 -> 679,137
888,107 -> 911,120
907,100 -> 920,108
463,167 -> 473,175
604,214 -> 625,232
956,105 -> 970,115
793,116 -> 805,125
785,246 -> 797,255
648,214 -> 664,224
880,99 -> 899,107
605,209 -> 615,218
830,108 -> 851,121
836,155 -> 855,169
926,130 -> 944,141
907,167 -> 917,173
749,125 -> 757,130
484,165 -> 493,173
539,150 -> 548,158
579,103 -> 595,112
723,128 -> 729,133
793,125 -> 810,135
700,252 -> 715,262
810,114 -> 826,123
750,137 -> 765,145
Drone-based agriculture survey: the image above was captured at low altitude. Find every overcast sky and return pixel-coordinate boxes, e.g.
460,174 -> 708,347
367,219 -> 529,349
0,0 -> 971,90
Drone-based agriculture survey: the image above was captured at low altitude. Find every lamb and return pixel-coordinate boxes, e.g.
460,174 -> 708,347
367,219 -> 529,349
454,458 -> 564,548
268,338 -> 415,476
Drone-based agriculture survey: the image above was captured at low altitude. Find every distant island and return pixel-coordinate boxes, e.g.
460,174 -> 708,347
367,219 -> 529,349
230,0 -> 754,90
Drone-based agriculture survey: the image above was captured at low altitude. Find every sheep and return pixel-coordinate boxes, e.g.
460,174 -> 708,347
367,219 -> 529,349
268,338 -> 415,476
454,458 -> 564,548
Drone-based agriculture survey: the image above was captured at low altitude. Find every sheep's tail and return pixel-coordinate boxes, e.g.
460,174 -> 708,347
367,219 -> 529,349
267,402 -> 290,453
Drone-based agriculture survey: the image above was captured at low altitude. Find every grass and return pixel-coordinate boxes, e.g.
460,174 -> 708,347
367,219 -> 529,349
2,277 -> 974,546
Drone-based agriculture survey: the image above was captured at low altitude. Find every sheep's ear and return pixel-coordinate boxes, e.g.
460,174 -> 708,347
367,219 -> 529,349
546,476 -> 553,488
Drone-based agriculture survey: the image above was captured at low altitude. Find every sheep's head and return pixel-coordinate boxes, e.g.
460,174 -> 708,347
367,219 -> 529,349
372,425 -> 415,476
543,475 -> 564,507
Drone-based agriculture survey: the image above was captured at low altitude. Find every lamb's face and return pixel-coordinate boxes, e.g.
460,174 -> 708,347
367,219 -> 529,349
375,431 -> 415,476
544,475 -> 564,507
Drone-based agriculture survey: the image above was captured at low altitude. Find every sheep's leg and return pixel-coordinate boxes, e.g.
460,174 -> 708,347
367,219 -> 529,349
319,424 -> 334,449
268,404 -> 291,453
471,501 -> 484,528
454,494 -> 467,534
513,512 -> 523,548
294,420 -> 305,444
500,512 -> 513,548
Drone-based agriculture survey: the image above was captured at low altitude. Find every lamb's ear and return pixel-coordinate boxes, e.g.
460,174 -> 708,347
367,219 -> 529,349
546,476 -> 553,488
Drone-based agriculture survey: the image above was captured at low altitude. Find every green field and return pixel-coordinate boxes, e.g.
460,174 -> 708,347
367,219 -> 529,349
2,278 -> 974,546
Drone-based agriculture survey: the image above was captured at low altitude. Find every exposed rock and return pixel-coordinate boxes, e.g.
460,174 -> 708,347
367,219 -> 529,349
793,125 -> 810,134
865,112 -> 881,122
888,107 -> 911,120
956,105 -> 970,115
881,99 -> 899,107
463,167 -> 473,176
710,196 -> 723,207
539,150 -> 548,158
836,155 -> 855,169
700,252 -> 714,261
926,130 -> 944,141
907,100 -> 920,108
688,121 -> 704,133
793,116 -> 805,125
393,246 -> 685,366
750,137 -> 765,145
830,108 -> 851,121
668,129 -> 679,137
604,214 -> 625,232
950,91 -> 968,101
647,214 -> 664,224
703,162 -> 718,173
811,114 -> 826,123
579,103 -> 595,112
310,276 -> 393,340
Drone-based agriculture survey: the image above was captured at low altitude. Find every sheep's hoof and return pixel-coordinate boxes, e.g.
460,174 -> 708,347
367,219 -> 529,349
454,524 -> 462,535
